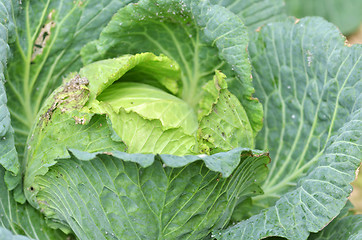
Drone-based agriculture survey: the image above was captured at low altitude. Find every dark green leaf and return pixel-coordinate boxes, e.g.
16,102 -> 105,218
33,148 -> 269,240
215,17 -> 362,240
1,166 -> 71,239
0,0 -> 19,181
309,202 -> 362,240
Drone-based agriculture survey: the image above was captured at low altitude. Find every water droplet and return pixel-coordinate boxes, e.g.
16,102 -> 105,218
291,114 -> 296,119
287,85 -> 291,89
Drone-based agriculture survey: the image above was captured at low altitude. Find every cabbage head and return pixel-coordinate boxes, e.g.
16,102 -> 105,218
20,1 -> 268,239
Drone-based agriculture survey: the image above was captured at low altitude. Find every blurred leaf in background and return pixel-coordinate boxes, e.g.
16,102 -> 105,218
285,0 -> 362,35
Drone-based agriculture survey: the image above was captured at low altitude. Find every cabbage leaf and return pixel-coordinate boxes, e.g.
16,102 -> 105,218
215,17 -> 362,240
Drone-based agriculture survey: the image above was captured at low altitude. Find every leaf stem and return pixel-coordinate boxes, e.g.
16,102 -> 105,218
23,0 -> 34,127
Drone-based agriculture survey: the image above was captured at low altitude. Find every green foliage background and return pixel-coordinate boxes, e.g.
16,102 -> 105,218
285,0 -> 362,35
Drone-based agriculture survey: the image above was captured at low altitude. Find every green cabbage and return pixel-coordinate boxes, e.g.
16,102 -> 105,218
18,1 -> 268,238
0,0 -> 361,240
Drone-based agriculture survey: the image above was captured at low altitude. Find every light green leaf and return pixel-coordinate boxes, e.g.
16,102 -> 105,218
24,109 -> 126,207
98,81 -> 197,133
198,71 -> 255,154
79,53 -> 182,103
285,0 -> 362,35
33,148 -> 269,240
1,166 -> 71,240
5,0 -> 136,163
81,0 -> 263,139
215,17 -> 362,239
104,106 -> 198,155
211,0 -> 286,32
81,52 -> 197,137
80,53 -> 199,156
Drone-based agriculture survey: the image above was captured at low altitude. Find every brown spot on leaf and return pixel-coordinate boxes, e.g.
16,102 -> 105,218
74,0 -> 85,7
41,74 -> 89,123
31,10 -> 56,61
47,9 -> 55,20
344,40 -> 352,47
37,200 -> 49,206
74,116 -> 87,125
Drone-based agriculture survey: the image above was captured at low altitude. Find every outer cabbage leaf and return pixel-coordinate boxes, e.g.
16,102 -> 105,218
0,0 -> 18,185
1,1 -> 70,239
1,166 -> 71,240
34,148 -> 269,240
0,227 -> 33,240
215,17 -> 362,239
81,0 -> 263,139
309,202 -> 362,240
309,214 -> 362,240
211,0 -> 286,32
